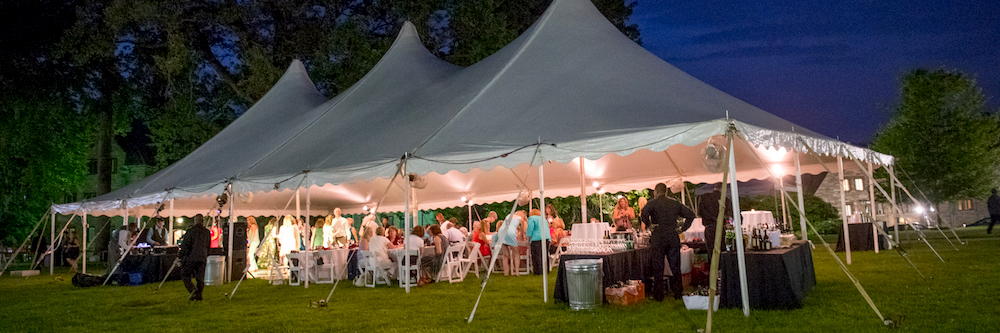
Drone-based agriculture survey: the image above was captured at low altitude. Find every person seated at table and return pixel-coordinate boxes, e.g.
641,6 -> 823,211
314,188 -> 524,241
359,226 -> 374,251
385,226 -> 403,248
368,227 -> 396,279
422,224 -> 437,245
471,221 -> 492,259
443,221 -> 465,245
613,197 -> 636,231
407,225 -> 425,251
419,225 -> 448,286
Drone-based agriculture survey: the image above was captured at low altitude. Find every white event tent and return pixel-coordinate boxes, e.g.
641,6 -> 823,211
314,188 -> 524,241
42,0 -> 906,313
54,0 -> 890,218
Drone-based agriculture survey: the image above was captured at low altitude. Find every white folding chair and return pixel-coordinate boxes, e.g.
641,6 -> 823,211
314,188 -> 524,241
357,250 -> 390,288
548,238 -> 569,271
285,253 -> 301,286
517,240 -> 531,275
460,242 -> 481,278
315,250 -> 335,284
396,249 -> 420,288
436,243 -> 466,283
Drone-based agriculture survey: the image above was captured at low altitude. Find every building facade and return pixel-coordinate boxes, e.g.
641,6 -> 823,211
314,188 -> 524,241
813,170 -> 990,227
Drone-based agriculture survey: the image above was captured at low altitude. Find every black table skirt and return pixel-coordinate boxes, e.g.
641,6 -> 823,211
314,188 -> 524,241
719,242 -> 815,310
116,253 -> 179,285
836,223 -> 886,252
554,247 -> 652,303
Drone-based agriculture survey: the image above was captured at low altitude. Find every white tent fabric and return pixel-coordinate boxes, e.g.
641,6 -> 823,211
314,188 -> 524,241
54,0 -> 891,218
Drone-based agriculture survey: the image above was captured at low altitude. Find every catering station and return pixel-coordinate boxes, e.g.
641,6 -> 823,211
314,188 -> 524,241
555,209 -> 814,311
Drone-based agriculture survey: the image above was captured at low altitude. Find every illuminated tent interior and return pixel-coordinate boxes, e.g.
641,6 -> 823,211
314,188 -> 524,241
53,0 -> 892,225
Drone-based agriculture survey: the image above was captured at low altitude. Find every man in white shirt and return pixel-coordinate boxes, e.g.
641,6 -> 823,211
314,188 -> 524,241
442,222 -> 465,244
330,208 -> 351,247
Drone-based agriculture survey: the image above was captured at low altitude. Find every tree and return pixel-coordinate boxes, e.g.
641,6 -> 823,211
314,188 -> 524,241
0,0 -> 93,246
0,95 -> 92,245
872,69 -> 1000,209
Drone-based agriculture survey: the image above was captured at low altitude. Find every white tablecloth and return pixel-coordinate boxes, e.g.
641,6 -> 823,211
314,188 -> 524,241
740,210 -> 774,229
682,218 -> 705,242
571,223 -> 611,239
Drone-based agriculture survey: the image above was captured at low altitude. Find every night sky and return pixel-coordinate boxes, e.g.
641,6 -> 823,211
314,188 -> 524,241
629,0 -> 999,144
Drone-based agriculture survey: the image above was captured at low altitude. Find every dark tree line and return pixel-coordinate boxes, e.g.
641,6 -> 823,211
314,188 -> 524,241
0,0 -> 640,244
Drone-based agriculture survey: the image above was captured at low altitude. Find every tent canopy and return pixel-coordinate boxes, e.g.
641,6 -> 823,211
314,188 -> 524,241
55,0 -> 891,218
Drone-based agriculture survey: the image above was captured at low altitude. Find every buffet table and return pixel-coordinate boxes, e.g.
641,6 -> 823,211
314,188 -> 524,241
836,223 -> 885,252
719,242 -> 815,309
554,247 -> 651,303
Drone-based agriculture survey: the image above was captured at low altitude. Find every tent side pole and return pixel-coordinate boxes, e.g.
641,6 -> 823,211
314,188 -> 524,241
579,157 -> 587,223
538,159 -> 548,303
305,180 -> 311,289
868,162 -> 879,253
778,177 -> 788,230
795,153 -> 807,240
838,154 -> 851,264
50,206 -> 55,275
169,199 -> 174,245
843,151 -> 946,262
228,184 -> 235,283
82,211 -> 87,274
889,165 -> 898,247
728,136 -> 750,317
403,161 -> 411,293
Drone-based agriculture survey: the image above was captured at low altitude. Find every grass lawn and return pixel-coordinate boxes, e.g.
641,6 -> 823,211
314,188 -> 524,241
1,227 -> 997,332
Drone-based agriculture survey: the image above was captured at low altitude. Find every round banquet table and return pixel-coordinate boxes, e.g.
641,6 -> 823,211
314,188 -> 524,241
740,210 -> 774,229
571,223 -> 611,239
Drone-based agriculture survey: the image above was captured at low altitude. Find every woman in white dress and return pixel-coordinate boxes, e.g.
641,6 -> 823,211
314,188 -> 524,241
247,217 -> 261,271
277,215 -> 298,265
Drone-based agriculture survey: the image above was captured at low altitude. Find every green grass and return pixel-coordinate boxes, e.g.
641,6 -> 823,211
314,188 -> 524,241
2,227 -> 998,332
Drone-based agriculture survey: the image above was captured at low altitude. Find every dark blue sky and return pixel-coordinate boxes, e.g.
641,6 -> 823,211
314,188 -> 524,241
629,0 -> 999,144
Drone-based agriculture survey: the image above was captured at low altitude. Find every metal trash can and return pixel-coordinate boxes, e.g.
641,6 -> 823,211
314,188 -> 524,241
205,255 -> 225,286
566,259 -> 603,310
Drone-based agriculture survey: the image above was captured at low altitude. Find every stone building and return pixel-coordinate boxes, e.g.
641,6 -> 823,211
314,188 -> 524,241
812,170 -> 989,227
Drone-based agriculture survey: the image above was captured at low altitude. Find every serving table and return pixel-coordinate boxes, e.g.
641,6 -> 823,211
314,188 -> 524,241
719,241 -> 815,309
554,247 -> 651,304
836,222 -> 885,252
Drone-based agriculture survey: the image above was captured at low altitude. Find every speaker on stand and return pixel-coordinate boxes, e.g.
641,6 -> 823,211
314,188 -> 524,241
223,222 -> 248,281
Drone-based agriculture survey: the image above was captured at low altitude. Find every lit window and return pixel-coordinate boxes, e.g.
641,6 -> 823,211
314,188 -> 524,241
958,199 -> 973,211
854,178 -> 864,191
842,179 -> 850,191
844,205 -> 853,216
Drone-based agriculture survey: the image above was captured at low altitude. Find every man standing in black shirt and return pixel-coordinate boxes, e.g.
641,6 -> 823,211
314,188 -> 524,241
988,189 -> 1000,234
179,214 -> 210,301
641,183 -> 696,301
698,184 -> 732,263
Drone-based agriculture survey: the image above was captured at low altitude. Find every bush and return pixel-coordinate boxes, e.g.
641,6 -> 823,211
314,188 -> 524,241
811,219 -> 843,235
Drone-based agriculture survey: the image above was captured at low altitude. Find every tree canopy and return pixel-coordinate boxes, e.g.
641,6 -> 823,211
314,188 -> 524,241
872,69 -> 1000,204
